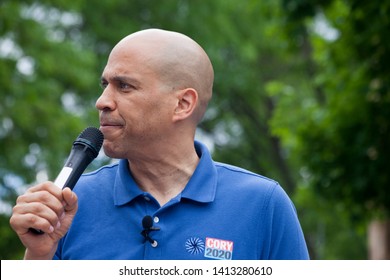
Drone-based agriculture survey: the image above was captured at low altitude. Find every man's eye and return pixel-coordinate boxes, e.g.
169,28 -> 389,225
100,81 -> 108,88
120,82 -> 128,89
119,82 -> 133,90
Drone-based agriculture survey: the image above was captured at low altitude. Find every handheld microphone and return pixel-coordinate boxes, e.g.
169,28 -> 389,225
141,215 -> 160,246
53,127 -> 104,190
30,127 -> 103,234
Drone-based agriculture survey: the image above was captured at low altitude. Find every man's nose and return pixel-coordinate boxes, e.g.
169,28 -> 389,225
96,87 -> 116,111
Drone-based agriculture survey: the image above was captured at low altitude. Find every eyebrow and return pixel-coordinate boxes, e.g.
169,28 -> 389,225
101,75 -> 140,86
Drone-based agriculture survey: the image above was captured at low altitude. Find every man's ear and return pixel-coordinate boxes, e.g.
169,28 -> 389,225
172,88 -> 198,122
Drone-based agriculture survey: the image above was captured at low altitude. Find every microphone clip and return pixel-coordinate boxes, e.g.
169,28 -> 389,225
141,215 -> 160,246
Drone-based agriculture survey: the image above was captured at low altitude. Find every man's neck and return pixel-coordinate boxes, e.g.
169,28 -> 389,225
127,145 -> 199,207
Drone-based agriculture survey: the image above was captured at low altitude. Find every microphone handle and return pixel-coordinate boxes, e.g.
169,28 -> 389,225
29,145 -> 94,234
54,145 -> 94,190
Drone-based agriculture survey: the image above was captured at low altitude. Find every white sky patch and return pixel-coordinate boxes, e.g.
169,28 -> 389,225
0,36 -> 23,59
61,91 -> 85,116
16,56 -> 35,76
313,12 -> 340,41
20,3 -> 82,27
195,128 -> 215,153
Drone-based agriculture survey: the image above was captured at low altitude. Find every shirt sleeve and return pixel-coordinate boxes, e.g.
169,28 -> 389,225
259,183 -> 310,260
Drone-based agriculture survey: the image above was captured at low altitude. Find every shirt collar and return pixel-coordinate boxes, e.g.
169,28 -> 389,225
113,159 -> 143,206
113,141 -> 217,206
181,141 -> 217,203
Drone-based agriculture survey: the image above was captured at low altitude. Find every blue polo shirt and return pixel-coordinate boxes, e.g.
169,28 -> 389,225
54,141 -> 309,260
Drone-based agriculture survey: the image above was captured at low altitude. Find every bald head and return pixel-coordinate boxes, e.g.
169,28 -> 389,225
111,29 -> 214,123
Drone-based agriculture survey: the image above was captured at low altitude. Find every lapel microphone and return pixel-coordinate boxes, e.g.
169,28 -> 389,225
141,215 -> 160,246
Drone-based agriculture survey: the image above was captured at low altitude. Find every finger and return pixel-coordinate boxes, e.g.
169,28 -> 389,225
62,188 -> 78,212
26,181 -> 63,199
11,202 -> 62,233
16,190 -> 65,218
10,211 -> 57,235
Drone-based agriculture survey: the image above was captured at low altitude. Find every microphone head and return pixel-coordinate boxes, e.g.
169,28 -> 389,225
73,127 -> 104,158
142,215 -> 154,229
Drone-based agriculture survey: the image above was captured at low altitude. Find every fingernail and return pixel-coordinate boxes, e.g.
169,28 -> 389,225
49,226 -> 54,233
56,221 -> 61,229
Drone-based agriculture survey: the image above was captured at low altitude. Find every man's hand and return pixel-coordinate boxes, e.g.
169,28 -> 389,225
9,182 -> 78,259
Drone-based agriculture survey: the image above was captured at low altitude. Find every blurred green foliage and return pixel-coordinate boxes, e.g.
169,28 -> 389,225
1,0 -> 388,259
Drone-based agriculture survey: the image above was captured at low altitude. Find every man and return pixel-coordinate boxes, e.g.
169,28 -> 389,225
10,29 -> 309,260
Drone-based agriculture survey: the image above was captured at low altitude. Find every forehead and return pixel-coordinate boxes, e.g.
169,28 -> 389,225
102,44 -> 156,80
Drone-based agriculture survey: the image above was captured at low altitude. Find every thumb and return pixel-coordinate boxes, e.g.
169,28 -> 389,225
62,187 -> 78,212
50,187 -> 78,238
